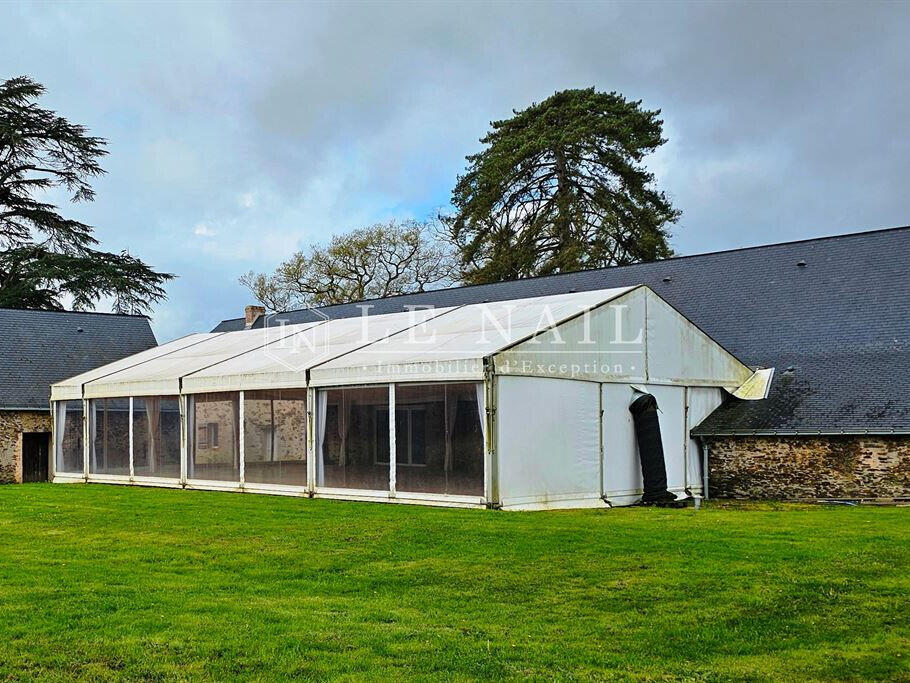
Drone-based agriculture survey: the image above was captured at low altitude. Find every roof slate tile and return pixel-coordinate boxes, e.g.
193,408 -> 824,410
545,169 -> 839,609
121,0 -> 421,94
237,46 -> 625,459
0,309 -> 157,410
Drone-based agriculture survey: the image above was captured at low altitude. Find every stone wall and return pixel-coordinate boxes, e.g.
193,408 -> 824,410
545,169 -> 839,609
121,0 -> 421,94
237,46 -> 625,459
707,435 -> 910,500
0,410 -> 53,484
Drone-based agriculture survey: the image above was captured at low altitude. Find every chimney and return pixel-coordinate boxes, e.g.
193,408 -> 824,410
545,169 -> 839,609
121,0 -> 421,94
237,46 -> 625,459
244,305 -> 265,329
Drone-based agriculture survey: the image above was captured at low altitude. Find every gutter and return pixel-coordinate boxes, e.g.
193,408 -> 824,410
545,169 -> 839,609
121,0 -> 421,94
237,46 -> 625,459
0,406 -> 51,412
693,428 -> 910,437
698,437 -> 709,501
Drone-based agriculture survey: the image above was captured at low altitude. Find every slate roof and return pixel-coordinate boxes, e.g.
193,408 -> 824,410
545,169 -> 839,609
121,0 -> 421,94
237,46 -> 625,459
212,226 -> 910,434
0,309 -> 157,410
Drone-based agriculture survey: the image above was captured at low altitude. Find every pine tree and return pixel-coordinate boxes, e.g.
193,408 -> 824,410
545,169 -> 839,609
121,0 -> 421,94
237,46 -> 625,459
445,88 -> 680,284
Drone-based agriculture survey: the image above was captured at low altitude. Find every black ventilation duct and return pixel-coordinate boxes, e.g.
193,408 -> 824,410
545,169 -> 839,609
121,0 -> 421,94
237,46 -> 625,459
629,393 -> 679,505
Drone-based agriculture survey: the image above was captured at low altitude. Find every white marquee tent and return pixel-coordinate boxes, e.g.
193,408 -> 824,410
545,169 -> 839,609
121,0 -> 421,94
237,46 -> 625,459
50,285 -> 766,509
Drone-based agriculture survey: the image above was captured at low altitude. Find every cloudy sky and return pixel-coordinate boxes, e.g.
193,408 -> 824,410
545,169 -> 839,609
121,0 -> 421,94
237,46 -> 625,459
4,1 -> 909,341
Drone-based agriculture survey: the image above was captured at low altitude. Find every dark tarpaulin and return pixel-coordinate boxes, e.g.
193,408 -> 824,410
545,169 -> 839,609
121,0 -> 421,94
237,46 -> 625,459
629,393 -> 678,504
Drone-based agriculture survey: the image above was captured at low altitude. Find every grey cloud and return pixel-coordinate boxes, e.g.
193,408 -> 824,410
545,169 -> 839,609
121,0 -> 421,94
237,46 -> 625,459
3,0 -> 910,340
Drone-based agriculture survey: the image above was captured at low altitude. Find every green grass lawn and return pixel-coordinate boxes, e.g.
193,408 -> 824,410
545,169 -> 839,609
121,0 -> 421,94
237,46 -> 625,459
0,485 -> 907,681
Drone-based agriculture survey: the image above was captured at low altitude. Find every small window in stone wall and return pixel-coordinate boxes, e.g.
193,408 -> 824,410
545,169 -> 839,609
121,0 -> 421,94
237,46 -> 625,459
197,423 -> 219,449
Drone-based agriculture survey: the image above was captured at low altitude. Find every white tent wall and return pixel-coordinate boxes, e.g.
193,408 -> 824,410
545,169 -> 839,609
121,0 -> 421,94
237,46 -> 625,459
644,290 -> 750,386
494,286 -> 647,383
600,384 -> 724,507
487,286 -> 749,511
600,384 -> 642,505
644,385 -> 687,495
496,376 -> 602,510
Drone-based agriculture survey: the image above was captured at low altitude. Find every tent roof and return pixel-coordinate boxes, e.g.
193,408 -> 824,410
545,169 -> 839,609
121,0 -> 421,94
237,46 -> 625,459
50,332 -> 216,401
79,324 -> 316,398
54,285 -> 751,398
182,305 -> 453,393
308,287 -> 634,386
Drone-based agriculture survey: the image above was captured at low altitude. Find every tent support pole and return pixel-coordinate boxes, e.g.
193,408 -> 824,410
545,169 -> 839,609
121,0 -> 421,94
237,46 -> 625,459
598,384 -> 604,502
306,386 -> 316,496
484,364 -> 500,509
179,394 -> 188,487
129,397 -> 134,481
239,391 -> 245,489
389,384 -> 396,498
50,401 -> 57,481
82,398 -> 89,482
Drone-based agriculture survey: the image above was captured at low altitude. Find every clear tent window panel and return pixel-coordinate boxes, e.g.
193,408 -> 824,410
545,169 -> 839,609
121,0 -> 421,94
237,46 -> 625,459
243,389 -> 307,487
317,386 -> 390,491
89,398 -> 131,476
133,396 -> 181,478
394,383 -> 484,497
189,392 -> 240,482
55,400 -> 84,474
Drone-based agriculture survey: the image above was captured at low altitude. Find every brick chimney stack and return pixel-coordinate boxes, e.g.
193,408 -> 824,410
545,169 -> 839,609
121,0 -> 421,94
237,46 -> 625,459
244,305 -> 265,329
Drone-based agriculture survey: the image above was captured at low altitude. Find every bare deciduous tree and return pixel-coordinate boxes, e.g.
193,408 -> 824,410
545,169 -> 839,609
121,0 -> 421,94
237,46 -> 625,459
240,219 -> 458,311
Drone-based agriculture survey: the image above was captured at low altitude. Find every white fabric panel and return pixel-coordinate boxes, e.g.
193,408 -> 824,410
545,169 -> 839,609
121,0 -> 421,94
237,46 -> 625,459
51,333 -> 219,401
602,383 -> 689,505
496,376 -> 601,507
145,397 -> 161,474
183,307 -> 452,393
646,385 -> 687,494
686,387 -> 724,494
494,287 -> 647,383
644,290 -> 751,387
309,288 -> 634,387
89,400 -> 98,472
601,384 -> 642,503
83,325 -> 314,398
315,391 -> 327,487
54,401 -> 66,473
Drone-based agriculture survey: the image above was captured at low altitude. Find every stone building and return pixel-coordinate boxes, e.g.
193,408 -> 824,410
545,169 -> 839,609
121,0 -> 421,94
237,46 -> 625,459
213,226 -> 910,501
0,309 -> 156,483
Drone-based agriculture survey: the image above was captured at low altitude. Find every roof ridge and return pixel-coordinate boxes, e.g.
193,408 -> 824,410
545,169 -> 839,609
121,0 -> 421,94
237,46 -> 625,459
0,307 -> 150,319
218,223 -> 910,323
